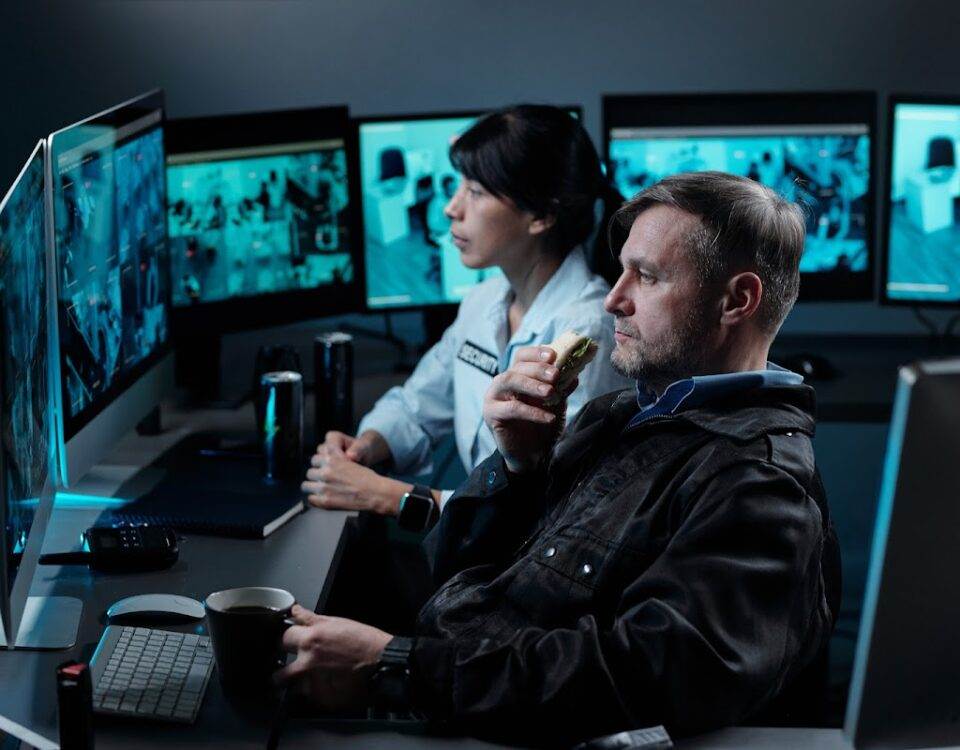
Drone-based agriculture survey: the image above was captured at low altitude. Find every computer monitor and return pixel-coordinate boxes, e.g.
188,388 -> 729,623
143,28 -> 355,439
357,108 -> 582,311
882,96 -> 960,306
0,141 -> 81,650
165,105 -> 362,332
603,92 -> 877,301
48,90 -> 173,486
844,358 -> 960,749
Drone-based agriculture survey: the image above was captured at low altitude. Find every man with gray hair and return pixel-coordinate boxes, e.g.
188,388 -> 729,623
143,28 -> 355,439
276,171 -> 840,745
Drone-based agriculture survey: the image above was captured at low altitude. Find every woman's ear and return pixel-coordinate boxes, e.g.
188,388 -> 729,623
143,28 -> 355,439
528,214 -> 556,236
528,200 -> 559,236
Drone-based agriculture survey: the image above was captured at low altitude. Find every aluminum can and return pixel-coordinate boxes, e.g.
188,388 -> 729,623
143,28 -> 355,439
314,332 -> 353,440
259,371 -> 303,480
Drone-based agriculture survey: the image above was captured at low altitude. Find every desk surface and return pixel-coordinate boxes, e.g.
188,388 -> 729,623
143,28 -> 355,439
0,402 -> 350,750
276,725 -> 853,749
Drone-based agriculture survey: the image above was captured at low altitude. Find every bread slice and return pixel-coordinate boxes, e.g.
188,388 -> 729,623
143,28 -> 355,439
543,330 -> 598,406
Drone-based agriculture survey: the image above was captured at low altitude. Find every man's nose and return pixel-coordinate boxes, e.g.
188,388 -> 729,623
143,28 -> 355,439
604,274 -> 633,316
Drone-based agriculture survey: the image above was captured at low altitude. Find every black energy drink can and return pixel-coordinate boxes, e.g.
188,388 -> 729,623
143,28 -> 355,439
314,332 -> 354,440
259,371 -> 304,481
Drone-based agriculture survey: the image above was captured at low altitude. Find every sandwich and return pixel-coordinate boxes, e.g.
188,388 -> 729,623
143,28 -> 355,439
543,330 -> 598,406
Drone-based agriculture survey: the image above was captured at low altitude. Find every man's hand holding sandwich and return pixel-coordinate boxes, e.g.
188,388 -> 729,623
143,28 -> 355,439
483,331 -> 597,475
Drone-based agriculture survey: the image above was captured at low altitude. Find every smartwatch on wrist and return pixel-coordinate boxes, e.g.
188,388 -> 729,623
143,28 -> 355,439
397,484 -> 437,532
369,635 -> 415,711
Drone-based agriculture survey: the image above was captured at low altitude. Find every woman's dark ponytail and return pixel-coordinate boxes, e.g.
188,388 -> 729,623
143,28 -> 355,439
592,179 -> 627,288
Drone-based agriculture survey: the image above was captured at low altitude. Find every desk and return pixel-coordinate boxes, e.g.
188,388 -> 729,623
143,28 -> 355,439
0,402 -> 351,750
276,725 -> 853,749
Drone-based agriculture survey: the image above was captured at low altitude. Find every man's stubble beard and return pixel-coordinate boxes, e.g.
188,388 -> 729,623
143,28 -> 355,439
610,304 -> 716,391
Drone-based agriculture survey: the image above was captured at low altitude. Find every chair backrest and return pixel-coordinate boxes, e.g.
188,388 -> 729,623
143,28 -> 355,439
379,148 -> 406,181
927,137 -> 955,170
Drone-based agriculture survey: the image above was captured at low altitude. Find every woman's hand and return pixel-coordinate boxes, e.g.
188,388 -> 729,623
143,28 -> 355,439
302,451 -> 411,516
314,430 -> 392,467
482,345 -> 572,475
274,604 -> 392,711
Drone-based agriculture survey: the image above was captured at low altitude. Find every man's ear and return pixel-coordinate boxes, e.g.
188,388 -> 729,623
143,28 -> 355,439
719,272 -> 763,326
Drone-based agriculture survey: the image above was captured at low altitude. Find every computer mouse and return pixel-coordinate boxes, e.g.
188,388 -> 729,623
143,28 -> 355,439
779,353 -> 840,382
106,594 -> 205,623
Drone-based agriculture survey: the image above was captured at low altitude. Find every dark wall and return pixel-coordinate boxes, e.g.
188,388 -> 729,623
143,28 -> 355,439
3,0 -> 960,333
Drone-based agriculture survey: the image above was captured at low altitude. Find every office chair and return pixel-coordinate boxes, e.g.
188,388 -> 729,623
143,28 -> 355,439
380,147 -> 407,192
927,137 -> 956,170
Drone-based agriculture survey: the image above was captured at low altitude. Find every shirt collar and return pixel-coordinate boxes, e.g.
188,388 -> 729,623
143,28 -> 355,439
627,363 -> 803,431
484,246 -> 592,337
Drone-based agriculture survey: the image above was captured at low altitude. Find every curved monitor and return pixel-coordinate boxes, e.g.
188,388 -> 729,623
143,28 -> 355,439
603,92 -> 877,302
165,105 -> 362,333
48,90 -> 172,480
882,95 -> 960,306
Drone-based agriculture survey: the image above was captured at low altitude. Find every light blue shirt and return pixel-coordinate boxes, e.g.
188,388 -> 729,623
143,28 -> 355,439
358,247 -> 631,501
625,363 -> 804,431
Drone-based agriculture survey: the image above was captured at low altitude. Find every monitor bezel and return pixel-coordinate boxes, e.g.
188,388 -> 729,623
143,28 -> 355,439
164,104 -> 364,333
48,89 -> 173,443
602,90 -> 878,302
355,105 -> 584,314
880,93 -> 960,308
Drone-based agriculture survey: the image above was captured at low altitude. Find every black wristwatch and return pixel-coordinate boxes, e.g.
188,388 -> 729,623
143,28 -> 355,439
369,635 -> 415,711
397,484 -> 438,532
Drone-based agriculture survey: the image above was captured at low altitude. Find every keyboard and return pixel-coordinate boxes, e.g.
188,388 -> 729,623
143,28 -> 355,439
89,625 -> 214,723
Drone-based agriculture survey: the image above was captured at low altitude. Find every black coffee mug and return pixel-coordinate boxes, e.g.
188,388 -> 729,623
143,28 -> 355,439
204,587 -> 296,698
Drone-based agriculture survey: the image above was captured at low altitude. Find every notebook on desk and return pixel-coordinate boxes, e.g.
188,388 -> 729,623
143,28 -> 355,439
103,456 -> 306,538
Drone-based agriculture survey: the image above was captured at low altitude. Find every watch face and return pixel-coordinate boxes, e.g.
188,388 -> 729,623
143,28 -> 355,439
400,494 -> 432,531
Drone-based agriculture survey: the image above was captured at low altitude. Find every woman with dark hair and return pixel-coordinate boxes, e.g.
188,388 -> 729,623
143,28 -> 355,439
304,104 -> 628,524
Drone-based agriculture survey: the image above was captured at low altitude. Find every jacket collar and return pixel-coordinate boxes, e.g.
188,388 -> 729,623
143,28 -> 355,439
670,384 -> 817,441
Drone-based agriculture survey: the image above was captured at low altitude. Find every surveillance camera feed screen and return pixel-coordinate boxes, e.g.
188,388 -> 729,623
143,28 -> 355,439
0,146 -> 51,600
53,118 -> 169,424
166,140 -> 353,306
360,117 -> 501,309
608,124 -> 871,276
886,103 -> 960,303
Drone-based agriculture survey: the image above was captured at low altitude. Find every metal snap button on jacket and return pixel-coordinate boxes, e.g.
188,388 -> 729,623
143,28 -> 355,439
581,563 -> 594,576
543,547 -> 557,559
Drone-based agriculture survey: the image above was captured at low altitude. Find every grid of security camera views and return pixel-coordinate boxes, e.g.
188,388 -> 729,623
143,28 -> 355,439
0,147 -> 50,592
166,140 -> 353,306
54,126 -> 169,420
608,126 -> 871,274
886,103 -> 960,303
360,117 -> 501,309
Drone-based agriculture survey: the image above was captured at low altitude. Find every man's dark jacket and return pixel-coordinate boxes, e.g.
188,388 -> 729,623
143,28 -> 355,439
410,384 -> 840,744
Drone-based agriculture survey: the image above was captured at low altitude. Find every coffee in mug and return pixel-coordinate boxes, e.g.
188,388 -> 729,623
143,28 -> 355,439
204,587 -> 296,698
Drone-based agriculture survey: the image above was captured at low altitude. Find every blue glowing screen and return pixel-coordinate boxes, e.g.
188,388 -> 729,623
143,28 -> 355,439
0,145 -> 51,600
608,126 -> 872,274
53,126 -> 169,421
886,103 -> 960,303
166,141 -> 353,306
359,117 -> 501,309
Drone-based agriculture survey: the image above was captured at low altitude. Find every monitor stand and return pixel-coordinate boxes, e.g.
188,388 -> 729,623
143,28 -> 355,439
175,334 -> 250,409
0,596 -> 82,649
